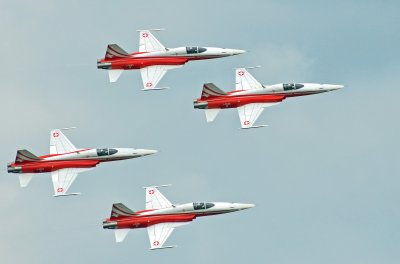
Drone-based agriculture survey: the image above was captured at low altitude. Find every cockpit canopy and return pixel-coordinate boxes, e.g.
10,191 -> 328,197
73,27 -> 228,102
193,202 -> 215,210
96,148 -> 118,156
186,47 -> 207,54
283,83 -> 304,91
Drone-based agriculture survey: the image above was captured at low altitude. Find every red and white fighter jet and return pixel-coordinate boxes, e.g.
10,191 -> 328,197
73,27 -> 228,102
97,29 -> 245,90
7,128 -> 157,197
194,67 -> 344,128
103,185 -> 254,250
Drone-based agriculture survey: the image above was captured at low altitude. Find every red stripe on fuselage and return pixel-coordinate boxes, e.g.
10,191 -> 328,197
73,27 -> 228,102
198,94 -> 286,109
10,159 -> 99,173
196,90 -> 327,109
99,54 -> 224,70
110,213 -> 197,229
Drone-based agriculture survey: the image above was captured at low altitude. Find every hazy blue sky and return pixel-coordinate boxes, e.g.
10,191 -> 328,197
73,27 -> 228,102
1,0 -> 399,263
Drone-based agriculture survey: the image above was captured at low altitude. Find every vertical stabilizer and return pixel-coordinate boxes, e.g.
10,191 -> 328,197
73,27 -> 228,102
105,44 -> 130,59
201,83 -> 226,99
111,203 -> 136,219
15,149 -> 41,163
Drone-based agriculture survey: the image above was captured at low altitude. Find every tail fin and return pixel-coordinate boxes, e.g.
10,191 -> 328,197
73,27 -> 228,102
110,203 -> 136,219
201,83 -> 227,99
105,44 -> 130,60
15,149 -> 41,163
138,30 -> 165,52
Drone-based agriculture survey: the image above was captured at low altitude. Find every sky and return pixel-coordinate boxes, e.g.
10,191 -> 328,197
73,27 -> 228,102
1,0 -> 399,263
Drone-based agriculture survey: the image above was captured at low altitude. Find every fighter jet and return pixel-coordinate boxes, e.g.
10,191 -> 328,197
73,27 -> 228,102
97,29 -> 245,90
103,184 -> 254,249
194,67 -> 344,128
7,128 -> 157,197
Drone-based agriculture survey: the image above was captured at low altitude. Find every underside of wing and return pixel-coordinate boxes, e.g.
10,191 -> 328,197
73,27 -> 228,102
235,68 -> 263,91
145,187 -> 172,210
147,222 -> 189,250
238,103 -> 279,129
140,65 -> 183,90
50,129 -> 77,154
51,168 -> 92,196
139,30 -> 165,52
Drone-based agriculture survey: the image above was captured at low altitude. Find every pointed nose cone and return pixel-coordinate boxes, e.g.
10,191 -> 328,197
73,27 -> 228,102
235,203 -> 255,210
137,149 -> 158,156
322,84 -> 344,91
231,49 -> 246,55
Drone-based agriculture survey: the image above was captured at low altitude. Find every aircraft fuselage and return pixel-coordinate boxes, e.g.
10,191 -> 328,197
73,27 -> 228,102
97,47 -> 245,70
194,83 -> 344,109
103,202 -> 254,230
7,148 -> 157,174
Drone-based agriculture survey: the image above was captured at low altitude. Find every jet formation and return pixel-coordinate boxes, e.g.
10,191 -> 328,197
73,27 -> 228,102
7,128 -> 157,196
103,185 -> 254,249
194,67 -> 344,128
97,29 -> 245,90
7,29 -> 344,251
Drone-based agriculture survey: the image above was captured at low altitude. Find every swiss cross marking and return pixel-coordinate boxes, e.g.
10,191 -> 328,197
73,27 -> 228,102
238,70 -> 245,76
146,82 -> 153,87
57,187 -> 64,193
53,132 -> 60,137
153,241 -> 160,246
148,189 -> 155,195
142,33 -> 149,38
244,120 -> 250,126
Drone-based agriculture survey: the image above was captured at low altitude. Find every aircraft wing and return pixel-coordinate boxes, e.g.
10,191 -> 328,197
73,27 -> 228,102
145,186 -> 172,210
235,68 -> 263,91
140,65 -> 183,90
51,168 -> 93,196
238,103 -> 279,129
50,129 -> 77,154
139,30 -> 165,53
147,222 -> 190,250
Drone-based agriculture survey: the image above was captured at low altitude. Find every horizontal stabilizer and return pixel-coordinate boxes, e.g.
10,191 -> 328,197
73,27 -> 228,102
108,70 -> 123,83
205,109 -> 220,122
115,229 -> 130,243
15,149 -> 41,163
19,174 -> 33,188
